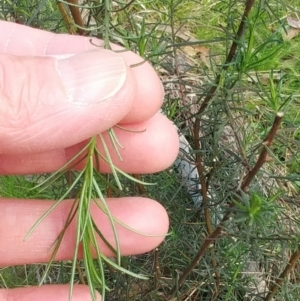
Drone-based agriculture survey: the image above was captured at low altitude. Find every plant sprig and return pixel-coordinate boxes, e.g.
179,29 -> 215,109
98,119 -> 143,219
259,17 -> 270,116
22,1 -> 165,299
25,131 -> 157,300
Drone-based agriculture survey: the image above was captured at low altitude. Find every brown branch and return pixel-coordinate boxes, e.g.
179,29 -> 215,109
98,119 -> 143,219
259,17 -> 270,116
168,213 -> 230,296
153,248 -> 160,289
193,0 -> 256,159
65,0 -> 87,36
264,244 -> 300,301
193,0 -> 257,218
169,112 -> 283,296
187,0 -> 256,298
57,2 -> 77,35
106,175 -> 113,198
195,0 -> 256,118
241,112 -> 284,191
133,174 -> 146,195
76,260 -> 86,284
194,151 -> 221,297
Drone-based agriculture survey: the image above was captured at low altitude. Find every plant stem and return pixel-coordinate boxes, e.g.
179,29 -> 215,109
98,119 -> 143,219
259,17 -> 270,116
264,243 -> 300,301
65,0 -> 87,35
189,0 -> 257,298
169,111 -> 283,296
57,1 -> 77,34
194,0 -> 256,118
241,112 -> 284,191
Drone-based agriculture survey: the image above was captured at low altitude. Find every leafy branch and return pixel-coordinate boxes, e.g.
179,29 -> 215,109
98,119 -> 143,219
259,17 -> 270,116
168,0 -> 289,297
264,243 -> 300,301
169,111 -> 284,296
26,133 -> 153,300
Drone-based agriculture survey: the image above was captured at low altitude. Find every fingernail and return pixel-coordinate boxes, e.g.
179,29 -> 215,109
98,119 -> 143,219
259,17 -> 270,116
55,50 -> 127,103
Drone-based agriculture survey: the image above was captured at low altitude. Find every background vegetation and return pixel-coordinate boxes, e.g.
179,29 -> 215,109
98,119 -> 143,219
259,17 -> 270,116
1,0 -> 300,300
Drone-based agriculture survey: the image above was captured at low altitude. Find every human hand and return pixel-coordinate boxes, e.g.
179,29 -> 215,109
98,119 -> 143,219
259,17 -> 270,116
0,21 -> 179,300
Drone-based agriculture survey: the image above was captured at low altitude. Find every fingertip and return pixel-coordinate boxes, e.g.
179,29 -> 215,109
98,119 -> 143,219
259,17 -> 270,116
92,197 -> 169,256
119,60 -> 164,124
1,285 -> 101,301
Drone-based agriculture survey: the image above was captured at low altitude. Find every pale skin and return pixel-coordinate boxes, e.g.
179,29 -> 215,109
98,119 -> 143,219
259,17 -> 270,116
0,21 -> 179,300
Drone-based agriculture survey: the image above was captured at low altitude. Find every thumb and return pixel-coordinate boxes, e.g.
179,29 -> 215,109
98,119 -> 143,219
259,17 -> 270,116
0,49 -> 135,154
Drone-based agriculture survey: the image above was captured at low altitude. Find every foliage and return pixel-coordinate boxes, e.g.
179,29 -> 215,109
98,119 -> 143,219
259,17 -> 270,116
1,0 -> 300,300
